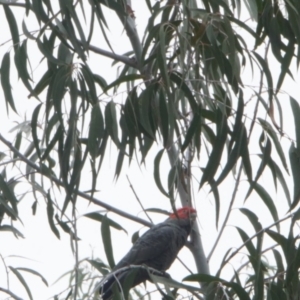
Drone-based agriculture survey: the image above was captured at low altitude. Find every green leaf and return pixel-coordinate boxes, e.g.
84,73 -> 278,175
216,125 -> 246,185
138,88 -> 156,139
253,52 -> 273,103
240,208 -> 262,233
208,179 -> 220,229
153,149 -> 169,197
181,106 -> 202,153
28,69 -> 53,99
105,101 -> 120,147
104,74 -> 143,93
272,249 -> 284,288
88,104 -> 104,159
31,103 -> 42,159
41,125 -> 63,161
252,183 -> 279,231
16,268 -> 48,286
200,110 -> 227,187
84,212 -> 127,232
80,64 -> 98,104
1,52 -> 16,113
169,71 -> 198,111
235,227 -> 257,261
57,42 -> 73,64
0,225 -> 24,238
3,5 -> 20,52
22,19 -> 36,40
276,40 -> 294,92
0,174 -> 18,216
13,132 -> 22,160
14,40 -> 32,92
101,214 -> 116,269
290,97 -> 300,150
86,259 -> 109,275
157,25 -> 170,89
258,118 -> 288,172
266,229 -> 288,257
159,88 -> 169,147
9,266 -> 33,300
265,156 -> 291,206
288,143 -> 300,211
46,193 -> 60,239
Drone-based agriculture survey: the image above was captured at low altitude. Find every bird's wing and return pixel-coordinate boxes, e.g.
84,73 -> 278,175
115,223 -> 181,269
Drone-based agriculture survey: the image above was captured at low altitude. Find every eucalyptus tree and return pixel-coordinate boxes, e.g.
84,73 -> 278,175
0,0 -> 300,299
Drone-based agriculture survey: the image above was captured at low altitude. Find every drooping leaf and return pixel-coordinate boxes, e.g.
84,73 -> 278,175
3,5 -> 20,52
84,212 -> 127,232
16,268 -> 48,286
1,52 -> 16,113
200,110 -> 227,188
88,104 -> 104,159
258,118 -> 288,172
46,193 -> 60,239
153,149 -> 169,197
9,267 -> 33,300
0,174 -> 18,217
252,182 -> 279,232
31,103 -> 42,159
105,101 -> 120,147
101,214 -> 116,269
288,143 -> 300,211
0,224 -> 24,238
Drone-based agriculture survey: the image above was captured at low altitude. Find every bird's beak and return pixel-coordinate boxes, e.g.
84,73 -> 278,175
190,211 -> 197,220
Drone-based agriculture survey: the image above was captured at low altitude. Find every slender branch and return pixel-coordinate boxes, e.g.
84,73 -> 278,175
0,158 -> 19,167
113,2 -> 143,70
126,175 -> 153,224
228,243 -> 278,283
220,214 -> 292,270
86,43 -> 138,68
72,204 -> 79,300
0,287 -> 23,300
0,134 -> 152,228
0,254 -> 9,288
207,164 -> 243,262
96,264 -> 202,293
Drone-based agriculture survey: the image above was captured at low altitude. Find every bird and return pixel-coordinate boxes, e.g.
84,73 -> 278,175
99,206 -> 197,299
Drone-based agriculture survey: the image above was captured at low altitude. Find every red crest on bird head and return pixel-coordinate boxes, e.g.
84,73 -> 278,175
169,206 -> 197,219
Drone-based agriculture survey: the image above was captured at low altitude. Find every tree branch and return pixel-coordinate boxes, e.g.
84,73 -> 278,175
86,43 -> 138,68
0,134 -> 152,228
113,3 -> 143,70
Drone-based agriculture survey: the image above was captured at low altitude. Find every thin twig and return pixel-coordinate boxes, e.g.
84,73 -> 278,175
85,43 -> 138,68
221,214 -> 292,270
207,164 -> 243,262
126,175 -> 153,224
72,204 -> 79,300
0,254 -> 9,288
228,243 -> 278,283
